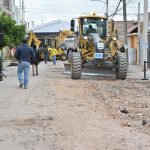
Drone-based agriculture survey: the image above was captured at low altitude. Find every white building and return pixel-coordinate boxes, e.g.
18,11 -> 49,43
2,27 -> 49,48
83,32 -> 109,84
0,0 -> 21,24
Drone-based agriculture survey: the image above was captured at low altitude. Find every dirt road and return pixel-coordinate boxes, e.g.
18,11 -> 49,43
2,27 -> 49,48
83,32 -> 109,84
0,61 -> 150,150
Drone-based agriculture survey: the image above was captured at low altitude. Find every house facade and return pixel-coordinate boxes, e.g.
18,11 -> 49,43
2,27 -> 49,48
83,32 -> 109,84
0,0 -> 12,15
0,0 -> 21,24
127,13 -> 150,65
0,0 -> 21,59
27,20 -> 72,47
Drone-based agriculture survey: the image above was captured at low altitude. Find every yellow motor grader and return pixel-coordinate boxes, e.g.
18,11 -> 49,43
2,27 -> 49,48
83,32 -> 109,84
65,13 -> 128,80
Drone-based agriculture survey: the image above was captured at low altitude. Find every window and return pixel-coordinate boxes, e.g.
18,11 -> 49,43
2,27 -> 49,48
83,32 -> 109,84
81,17 -> 107,39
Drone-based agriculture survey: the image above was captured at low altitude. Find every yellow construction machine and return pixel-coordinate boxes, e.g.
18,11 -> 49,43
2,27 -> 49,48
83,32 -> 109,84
27,31 -> 46,61
64,13 -> 128,80
50,30 -> 76,61
27,31 -> 41,49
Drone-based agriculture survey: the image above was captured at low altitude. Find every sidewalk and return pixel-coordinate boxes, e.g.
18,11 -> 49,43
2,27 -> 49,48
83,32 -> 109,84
127,65 -> 150,79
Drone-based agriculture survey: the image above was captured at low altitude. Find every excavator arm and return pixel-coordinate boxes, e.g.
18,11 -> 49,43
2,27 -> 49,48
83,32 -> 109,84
28,32 -> 41,48
55,30 -> 75,49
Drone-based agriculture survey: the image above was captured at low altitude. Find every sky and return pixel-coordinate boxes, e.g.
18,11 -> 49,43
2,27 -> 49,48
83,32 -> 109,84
15,0 -> 149,26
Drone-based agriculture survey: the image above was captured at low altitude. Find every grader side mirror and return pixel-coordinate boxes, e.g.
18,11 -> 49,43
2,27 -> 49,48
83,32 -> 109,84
71,19 -> 75,31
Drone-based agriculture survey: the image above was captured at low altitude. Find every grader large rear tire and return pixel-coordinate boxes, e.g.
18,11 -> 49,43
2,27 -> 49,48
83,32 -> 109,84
71,53 -> 81,79
115,53 -> 128,80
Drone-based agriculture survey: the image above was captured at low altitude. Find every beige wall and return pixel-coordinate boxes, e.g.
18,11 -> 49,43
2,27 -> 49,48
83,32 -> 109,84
128,34 -> 138,64
1,47 -> 10,60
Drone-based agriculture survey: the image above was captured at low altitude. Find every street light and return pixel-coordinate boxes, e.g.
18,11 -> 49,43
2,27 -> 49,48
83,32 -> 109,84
90,0 -> 108,18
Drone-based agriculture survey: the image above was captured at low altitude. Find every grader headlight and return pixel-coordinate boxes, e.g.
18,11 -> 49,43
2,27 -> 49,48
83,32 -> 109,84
113,37 -> 117,41
83,36 -> 88,40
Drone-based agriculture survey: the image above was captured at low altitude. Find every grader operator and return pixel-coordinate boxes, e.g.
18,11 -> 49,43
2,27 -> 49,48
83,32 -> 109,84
65,13 -> 128,80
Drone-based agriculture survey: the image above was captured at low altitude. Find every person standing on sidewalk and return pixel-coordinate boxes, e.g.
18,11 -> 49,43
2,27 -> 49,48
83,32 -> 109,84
31,45 -> 39,76
15,39 -> 35,89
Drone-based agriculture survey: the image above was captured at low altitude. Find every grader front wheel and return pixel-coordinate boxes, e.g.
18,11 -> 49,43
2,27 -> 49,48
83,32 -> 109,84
71,53 -> 81,79
115,53 -> 128,80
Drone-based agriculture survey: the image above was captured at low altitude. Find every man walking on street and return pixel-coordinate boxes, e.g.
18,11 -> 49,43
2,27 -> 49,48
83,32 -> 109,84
15,39 -> 35,89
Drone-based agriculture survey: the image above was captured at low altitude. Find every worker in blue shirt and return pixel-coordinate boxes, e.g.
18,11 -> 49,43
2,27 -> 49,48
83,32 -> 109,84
15,39 -> 35,89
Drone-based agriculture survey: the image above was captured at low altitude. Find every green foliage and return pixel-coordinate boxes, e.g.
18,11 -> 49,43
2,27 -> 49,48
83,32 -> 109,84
0,12 -> 26,48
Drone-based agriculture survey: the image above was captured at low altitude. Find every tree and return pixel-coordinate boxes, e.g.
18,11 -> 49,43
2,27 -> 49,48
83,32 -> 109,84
0,12 -> 26,48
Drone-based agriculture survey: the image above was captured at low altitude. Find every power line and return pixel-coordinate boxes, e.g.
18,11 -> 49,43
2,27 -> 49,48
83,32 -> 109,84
109,0 -> 122,18
109,0 -> 135,18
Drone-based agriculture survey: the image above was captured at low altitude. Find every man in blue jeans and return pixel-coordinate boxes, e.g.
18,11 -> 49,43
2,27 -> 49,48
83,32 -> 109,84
15,39 -> 35,89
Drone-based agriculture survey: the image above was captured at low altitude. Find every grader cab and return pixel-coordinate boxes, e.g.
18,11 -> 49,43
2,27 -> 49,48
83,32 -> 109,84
65,13 -> 128,80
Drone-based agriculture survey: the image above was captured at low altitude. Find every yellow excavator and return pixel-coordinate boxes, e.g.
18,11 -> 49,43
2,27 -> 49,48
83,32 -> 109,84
64,13 -> 128,80
27,31 -> 41,49
50,30 -> 76,61
27,31 -> 47,61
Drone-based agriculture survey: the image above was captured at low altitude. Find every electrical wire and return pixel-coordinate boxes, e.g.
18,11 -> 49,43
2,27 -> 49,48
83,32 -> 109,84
109,0 -> 136,18
109,0 -> 122,18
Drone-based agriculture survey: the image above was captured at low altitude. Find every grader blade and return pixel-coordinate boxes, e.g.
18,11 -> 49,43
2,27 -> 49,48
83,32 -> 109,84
64,63 -> 115,77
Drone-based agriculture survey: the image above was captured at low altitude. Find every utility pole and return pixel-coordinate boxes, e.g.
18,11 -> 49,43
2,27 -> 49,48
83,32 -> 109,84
106,0 -> 108,18
123,0 -> 128,58
141,0 -> 148,68
22,0 -> 25,24
20,0 -> 25,24
31,21 -> 34,28
20,0 -> 22,21
138,2 -> 141,64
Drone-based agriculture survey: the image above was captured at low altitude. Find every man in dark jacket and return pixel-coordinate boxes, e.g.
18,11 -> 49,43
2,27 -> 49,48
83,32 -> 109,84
15,39 -> 35,89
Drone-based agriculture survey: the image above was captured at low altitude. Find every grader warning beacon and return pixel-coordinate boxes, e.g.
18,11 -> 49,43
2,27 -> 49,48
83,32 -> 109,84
64,13 -> 128,80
